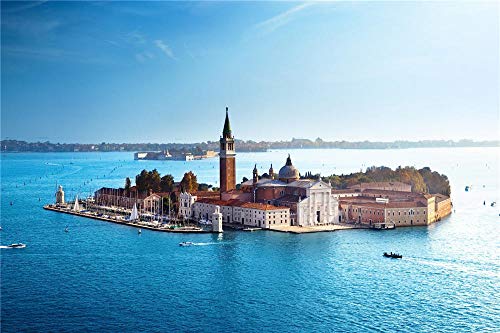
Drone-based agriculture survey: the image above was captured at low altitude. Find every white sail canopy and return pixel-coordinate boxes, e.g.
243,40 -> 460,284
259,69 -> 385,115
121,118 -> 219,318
130,203 -> 139,221
73,195 -> 80,212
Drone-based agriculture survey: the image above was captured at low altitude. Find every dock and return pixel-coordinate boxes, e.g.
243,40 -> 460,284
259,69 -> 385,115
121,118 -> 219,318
43,205 -> 213,233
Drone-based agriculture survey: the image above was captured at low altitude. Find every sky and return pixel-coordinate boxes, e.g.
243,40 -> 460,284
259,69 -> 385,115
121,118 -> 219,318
1,1 -> 498,143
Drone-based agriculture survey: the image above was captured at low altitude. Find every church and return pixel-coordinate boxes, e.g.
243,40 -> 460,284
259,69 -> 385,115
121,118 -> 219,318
179,107 -> 339,228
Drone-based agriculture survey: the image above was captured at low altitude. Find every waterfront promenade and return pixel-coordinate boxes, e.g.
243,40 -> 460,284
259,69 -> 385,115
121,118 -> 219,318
43,205 -> 212,233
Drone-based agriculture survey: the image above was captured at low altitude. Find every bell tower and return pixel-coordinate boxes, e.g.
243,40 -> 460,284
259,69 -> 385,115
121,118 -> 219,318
220,106 -> 236,195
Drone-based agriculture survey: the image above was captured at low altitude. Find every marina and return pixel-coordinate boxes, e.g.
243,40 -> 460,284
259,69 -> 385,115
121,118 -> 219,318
43,204 -> 212,233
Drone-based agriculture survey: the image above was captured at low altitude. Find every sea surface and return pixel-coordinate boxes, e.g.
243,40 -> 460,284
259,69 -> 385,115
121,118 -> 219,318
1,148 -> 499,332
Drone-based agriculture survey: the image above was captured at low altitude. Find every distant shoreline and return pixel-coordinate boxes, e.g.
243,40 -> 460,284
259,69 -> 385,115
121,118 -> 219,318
2,146 -> 499,154
1,139 -> 498,153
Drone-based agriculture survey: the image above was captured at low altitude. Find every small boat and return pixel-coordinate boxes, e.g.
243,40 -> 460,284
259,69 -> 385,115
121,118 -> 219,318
138,229 -> 142,234
8,243 -> 26,249
179,241 -> 194,247
383,252 -> 402,259
491,202 -> 496,207
64,226 -> 69,233
243,227 -> 261,232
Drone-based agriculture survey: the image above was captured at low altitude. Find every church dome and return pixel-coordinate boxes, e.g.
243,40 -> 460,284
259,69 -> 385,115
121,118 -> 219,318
278,155 -> 300,182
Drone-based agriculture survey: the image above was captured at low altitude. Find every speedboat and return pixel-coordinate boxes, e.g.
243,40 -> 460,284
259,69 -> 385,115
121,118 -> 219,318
383,252 -> 402,259
8,243 -> 26,249
179,241 -> 194,247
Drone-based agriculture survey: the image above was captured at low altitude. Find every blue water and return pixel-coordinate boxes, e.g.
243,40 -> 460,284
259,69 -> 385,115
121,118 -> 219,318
1,148 -> 499,332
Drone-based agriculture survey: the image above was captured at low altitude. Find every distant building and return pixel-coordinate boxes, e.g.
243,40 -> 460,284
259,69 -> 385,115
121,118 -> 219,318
338,188 -> 452,227
348,181 -> 412,192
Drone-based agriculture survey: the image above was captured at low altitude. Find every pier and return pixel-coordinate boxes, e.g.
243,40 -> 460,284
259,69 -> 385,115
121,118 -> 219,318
43,204 -> 213,233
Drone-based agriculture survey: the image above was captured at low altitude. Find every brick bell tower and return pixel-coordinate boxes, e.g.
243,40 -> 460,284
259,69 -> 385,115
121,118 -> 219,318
220,106 -> 236,196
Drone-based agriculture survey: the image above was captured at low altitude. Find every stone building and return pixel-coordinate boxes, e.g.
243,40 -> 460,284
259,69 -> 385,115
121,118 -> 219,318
182,196 -> 290,229
338,188 -> 451,227
237,156 -> 339,227
348,181 -> 412,192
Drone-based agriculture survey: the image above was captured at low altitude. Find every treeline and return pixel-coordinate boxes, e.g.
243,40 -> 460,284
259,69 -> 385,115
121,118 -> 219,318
129,169 -> 216,195
2,138 -> 498,153
318,166 -> 451,196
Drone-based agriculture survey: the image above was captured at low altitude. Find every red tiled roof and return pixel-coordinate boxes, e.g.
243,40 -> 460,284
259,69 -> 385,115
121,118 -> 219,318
340,197 -> 427,209
195,198 -> 288,211
361,189 -> 421,196
236,202 -> 289,211
332,189 -> 361,194
195,191 -> 220,198
433,193 -> 450,202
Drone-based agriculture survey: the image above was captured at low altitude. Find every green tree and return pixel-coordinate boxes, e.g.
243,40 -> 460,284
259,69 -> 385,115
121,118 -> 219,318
124,177 -> 131,195
160,174 -> 175,192
135,169 -> 149,193
180,171 -> 198,194
149,169 -> 161,193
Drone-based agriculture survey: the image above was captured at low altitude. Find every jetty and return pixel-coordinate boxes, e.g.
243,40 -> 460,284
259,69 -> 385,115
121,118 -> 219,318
43,204 -> 213,233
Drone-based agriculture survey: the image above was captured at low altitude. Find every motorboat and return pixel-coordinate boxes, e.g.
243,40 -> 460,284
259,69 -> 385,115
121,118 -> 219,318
383,252 -> 402,259
8,243 -> 26,249
179,241 -> 194,247
372,223 -> 395,230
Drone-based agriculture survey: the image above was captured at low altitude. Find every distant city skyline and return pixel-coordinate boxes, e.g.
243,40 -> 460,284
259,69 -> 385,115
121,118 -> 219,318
1,1 -> 498,143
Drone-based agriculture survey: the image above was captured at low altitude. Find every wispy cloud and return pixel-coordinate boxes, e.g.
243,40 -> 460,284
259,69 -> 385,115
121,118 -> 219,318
154,39 -> 176,60
135,51 -> 155,63
1,16 -> 61,36
2,46 -> 67,59
254,3 -> 315,34
126,31 -> 147,45
2,0 -> 48,14
1,45 -> 109,65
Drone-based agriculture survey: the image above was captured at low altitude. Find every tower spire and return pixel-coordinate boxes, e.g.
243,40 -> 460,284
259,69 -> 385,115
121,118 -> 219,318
223,106 -> 232,138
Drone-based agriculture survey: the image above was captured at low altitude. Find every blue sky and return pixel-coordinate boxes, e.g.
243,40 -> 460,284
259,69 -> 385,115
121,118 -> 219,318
1,1 -> 498,143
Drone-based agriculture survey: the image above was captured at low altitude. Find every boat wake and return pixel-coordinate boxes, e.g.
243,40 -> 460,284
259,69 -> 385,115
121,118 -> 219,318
408,257 -> 500,279
180,242 -> 224,247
